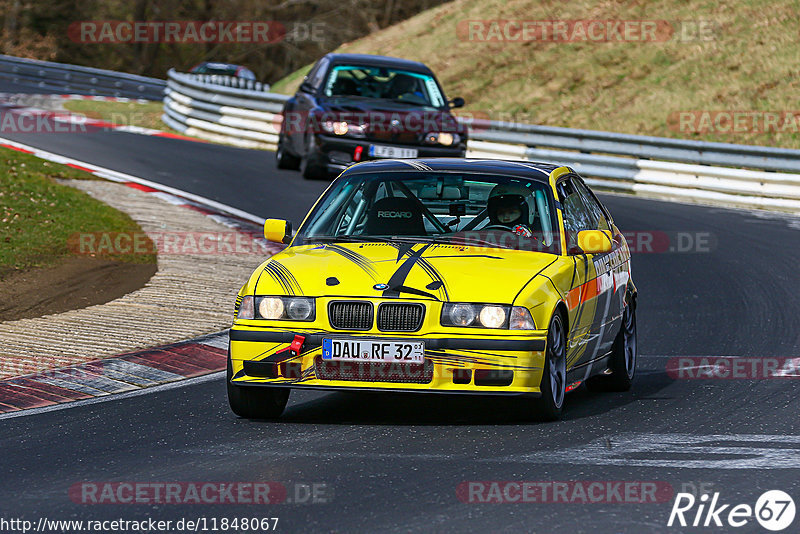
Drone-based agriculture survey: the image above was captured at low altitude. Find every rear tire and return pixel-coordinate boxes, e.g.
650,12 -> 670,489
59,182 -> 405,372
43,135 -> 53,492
526,312 -> 567,422
586,303 -> 637,392
227,355 -> 290,419
275,136 -> 300,170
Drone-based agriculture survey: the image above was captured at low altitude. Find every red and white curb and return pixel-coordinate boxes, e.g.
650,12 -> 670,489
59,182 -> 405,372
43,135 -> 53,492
0,136 -> 283,416
0,332 -> 229,416
0,93 -> 204,143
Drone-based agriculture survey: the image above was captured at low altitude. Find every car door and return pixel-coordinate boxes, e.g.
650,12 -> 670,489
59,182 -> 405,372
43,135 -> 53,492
557,176 -> 608,369
574,177 -> 627,355
290,58 -> 329,156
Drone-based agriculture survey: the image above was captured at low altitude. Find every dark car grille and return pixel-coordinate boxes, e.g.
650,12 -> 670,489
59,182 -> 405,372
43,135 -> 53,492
377,303 -> 425,332
369,130 -> 418,144
328,301 -> 373,330
315,356 -> 434,384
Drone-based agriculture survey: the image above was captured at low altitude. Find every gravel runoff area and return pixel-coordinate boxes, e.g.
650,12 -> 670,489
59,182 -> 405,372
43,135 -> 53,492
0,180 -> 269,379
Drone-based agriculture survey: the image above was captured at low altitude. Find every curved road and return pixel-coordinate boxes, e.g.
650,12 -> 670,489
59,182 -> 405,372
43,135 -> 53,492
1,92 -> 799,533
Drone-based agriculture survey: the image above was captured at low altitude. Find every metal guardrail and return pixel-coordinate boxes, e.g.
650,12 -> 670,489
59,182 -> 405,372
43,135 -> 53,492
0,54 -> 165,100
163,70 -> 800,212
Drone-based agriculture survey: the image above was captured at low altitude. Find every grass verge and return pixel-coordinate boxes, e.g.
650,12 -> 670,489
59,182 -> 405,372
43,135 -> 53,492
0,146 -> 156,278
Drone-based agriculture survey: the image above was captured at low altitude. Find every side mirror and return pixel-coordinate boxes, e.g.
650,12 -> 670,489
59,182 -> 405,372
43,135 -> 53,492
577,230 -> 613,254
299,81 -> 314,93
264,219 -> 293,245
449,97 -> 465,109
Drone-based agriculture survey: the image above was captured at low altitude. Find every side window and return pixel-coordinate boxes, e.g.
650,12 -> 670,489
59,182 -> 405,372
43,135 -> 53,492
558,178 -> 595,254
574,178 -> 610,231
310,58 -> 330,90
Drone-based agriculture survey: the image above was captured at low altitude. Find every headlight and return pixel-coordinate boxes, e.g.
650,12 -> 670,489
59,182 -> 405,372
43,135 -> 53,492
286,298 -> 314,320
259,297 -> 284,319
479,305 -> 507,328
253,296 -> 316,321
322,121 -> 366,137
448,303 -> 477,326
441,303 -> 510,328
509,306 -> 536,330
424,132 -> 460,146
236,295 -> 254,319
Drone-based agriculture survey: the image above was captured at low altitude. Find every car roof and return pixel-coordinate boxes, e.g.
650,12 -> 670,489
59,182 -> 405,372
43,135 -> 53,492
342,158 -> 563,182
323,53 -> 433,75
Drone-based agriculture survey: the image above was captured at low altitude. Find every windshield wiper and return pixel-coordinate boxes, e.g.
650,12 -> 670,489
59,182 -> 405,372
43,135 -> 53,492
391,235 -> 513,249
304,235 -> 396,244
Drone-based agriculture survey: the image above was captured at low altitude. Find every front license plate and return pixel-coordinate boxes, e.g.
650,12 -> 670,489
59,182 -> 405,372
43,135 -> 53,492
322,338 -> 424,364
369,145 -> 418,159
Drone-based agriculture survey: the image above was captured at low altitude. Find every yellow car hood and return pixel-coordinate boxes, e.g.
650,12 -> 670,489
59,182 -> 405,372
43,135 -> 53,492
254,242 -> 558,304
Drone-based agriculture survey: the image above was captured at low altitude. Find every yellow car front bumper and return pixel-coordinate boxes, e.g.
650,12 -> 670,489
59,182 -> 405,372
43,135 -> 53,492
229,327 -> 548,396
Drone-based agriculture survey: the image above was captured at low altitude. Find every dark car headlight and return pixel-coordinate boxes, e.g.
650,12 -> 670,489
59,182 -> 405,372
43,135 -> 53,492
441,303 -> 535,329
322,120 -> 366,138
236,296 -> 316,321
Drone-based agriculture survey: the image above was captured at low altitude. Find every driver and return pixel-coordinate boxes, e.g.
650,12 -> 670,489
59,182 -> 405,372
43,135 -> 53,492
486,184 -> 536,238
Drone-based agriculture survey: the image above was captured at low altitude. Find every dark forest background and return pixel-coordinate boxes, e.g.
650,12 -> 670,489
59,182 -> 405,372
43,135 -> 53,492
0,0 -> 446,82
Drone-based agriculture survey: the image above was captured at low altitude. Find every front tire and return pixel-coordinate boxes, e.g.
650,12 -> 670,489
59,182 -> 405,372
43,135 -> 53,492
227,356 -> 290,419
527,312 -> 567,421
275,136 -> 300,170
586,303 -> 637,392
299,135 -> 327,180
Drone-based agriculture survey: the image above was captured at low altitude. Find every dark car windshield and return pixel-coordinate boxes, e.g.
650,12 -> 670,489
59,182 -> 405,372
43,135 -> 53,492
295,171 -> 561,254
323,65 -> 446,108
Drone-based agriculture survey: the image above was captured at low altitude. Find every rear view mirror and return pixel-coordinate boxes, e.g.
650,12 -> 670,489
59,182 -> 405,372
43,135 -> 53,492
577,230 -> 613,254
264,219 -> 293,245
449,97 -> 465,109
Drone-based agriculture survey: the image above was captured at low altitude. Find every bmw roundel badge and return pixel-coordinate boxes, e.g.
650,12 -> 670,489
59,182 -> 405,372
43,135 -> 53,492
374,283 -> 390,290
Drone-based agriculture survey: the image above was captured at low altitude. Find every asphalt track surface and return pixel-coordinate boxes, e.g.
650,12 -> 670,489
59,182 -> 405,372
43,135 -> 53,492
2,88 -> 800,533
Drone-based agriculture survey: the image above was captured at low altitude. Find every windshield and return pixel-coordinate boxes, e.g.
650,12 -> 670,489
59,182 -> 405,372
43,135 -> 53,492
323,65 -> 446,107
295,171 -> 561,254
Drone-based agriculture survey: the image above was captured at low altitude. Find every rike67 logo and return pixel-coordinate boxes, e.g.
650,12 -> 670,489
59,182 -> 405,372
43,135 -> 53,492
668,490 -> 795,531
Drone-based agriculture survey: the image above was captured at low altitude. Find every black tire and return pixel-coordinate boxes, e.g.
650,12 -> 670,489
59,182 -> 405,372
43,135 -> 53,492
527,312 -> 567,421
227,356 -> 290,419
586,303 -> 637,392
275,136 -> 300,170
299,135 -> 327,180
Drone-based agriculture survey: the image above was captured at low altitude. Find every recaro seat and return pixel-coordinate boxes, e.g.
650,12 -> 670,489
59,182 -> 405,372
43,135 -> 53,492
365,196 -> 426,235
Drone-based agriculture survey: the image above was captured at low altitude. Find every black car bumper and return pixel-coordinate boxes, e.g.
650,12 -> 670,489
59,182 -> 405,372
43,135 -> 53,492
312,134 -> 467,174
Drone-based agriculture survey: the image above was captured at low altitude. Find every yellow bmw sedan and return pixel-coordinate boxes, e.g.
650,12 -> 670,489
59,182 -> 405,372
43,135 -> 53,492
228,159 -> 636,420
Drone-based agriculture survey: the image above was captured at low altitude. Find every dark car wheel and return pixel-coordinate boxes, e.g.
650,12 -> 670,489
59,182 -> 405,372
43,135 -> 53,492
227,355 -> 290,419
299,136 -> 328,180
275,136 -> 300,170
526,312 -> 567,422
586,302 -> 637,392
